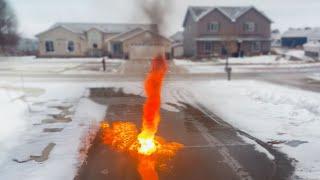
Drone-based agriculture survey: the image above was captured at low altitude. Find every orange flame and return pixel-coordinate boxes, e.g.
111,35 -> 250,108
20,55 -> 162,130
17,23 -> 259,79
100,121 -> 183,180
100,55 -> 183,180
138,55 -> 168,155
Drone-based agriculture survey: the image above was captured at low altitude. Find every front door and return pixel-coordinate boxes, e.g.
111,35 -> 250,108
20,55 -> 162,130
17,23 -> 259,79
112,43 -> 123,58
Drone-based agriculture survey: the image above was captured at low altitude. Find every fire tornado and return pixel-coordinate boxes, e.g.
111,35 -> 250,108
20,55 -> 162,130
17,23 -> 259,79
138,55 -> 168,155
100,55 -> 183,180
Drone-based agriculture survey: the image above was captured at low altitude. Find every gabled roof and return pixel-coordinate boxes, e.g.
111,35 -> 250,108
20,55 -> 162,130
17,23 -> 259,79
108,28 -> 171,43
36,23 -> 158,37
183,6 -> 272,27
170,31 -> 184,42
107,27 -> 145,42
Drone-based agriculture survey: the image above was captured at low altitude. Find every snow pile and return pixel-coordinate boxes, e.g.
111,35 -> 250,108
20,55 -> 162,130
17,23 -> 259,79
182,80 -> 320,179
308,73 -> 320,81
174,59 -> 215,66
0,88 -> 29,165
174,55 -> 287,65
304,41 -> 320,52
218,55 -> 288,64
286,50 -> 304,57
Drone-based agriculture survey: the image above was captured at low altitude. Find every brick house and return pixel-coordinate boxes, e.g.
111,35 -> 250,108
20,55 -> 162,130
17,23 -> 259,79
183,6 -> 272,58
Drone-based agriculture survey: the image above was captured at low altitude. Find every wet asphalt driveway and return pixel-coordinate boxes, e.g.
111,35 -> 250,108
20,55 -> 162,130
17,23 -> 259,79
74,88 -> 294,180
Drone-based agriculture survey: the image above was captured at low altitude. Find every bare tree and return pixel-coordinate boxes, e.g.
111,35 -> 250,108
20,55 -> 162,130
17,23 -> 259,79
0,0 -> 19,53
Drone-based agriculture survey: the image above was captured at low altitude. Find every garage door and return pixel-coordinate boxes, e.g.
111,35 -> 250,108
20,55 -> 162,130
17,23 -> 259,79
129,45 -> 166,60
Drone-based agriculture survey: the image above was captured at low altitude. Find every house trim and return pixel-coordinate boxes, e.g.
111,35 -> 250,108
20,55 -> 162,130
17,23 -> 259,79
36,26 -> 80,38
183,6 -> 272,28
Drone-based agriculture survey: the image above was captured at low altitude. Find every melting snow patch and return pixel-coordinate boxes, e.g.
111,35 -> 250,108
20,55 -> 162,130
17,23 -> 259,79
238,133 -> 275,160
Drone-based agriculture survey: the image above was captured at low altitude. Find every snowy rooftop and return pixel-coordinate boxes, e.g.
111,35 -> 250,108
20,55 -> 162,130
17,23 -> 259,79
304,41 -> 320,52
43,23 -> 157,35
282,28 -> 320,39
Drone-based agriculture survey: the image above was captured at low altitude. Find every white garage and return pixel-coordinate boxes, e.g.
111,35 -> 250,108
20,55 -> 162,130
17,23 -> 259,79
129,45 -> 166,60
108,28 -> 172,60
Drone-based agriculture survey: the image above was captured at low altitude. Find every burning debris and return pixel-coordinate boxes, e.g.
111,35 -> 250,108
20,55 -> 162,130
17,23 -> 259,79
100,55 -> 183,180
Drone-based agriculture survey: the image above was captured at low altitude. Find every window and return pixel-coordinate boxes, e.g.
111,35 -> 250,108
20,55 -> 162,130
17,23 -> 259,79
252,41 -> 261,52
244,22 -> 256,32
207,22 -> 220,32
204,42 -> 213,54
67,41 -> 75,52
45,41 -> 54,52
93,43 -> 98,49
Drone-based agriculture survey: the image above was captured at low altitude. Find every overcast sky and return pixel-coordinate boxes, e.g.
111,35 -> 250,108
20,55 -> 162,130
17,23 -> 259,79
7,0 -> 320,38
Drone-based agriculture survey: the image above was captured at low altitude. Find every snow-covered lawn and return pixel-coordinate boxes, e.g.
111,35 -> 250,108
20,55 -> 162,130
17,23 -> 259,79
174,55 -> 288,65
0,81 -> 109,179
0,56 -> 124,74
174,55 -> 320,74
308,73 -> 320,81
273,48 -> 315,61
285,49 -> 306,60
0,80 -> 145,180
175,80 -> 320,179
219,55 -> 289,64
0,87 -> 29,166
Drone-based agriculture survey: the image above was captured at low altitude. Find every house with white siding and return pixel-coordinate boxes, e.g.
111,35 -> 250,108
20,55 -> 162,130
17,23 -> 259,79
36,23 -> 171,59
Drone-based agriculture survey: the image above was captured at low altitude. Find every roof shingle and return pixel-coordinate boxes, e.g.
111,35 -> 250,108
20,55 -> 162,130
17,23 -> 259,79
46,23 -> 157,34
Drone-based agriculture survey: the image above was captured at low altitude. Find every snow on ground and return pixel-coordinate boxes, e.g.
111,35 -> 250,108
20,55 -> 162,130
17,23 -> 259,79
0,56 -> 125,74
173,80 -> 320,179
178,63 -> 320,74
174,55 -> 320,74
284,50 -> 306,60
0,56 -> 124,63
0,88 -> 29,166
218,55 -> 289,64
273,48 -> 314,61
174,59 -> 216,66
174,55 -> 289,66
0,81 -> 142,180
308,73 -> 320,81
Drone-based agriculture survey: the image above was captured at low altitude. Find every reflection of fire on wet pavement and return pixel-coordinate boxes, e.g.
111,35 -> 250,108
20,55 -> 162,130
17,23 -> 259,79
100,56 -> 183,179
76,85 -> 295,180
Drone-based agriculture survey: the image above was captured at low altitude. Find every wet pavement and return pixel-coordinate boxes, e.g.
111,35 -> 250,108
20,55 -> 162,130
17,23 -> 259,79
75,88 -> 294,180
